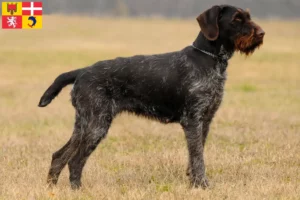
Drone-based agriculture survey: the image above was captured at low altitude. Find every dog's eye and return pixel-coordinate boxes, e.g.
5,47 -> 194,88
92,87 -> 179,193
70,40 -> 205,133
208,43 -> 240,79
246,13 -> 251,20
235,17 -> 242,22
218,13 -> 223,20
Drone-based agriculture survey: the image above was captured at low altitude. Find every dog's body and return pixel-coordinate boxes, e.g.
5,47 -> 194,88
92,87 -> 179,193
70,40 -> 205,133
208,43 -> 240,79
39,5 -> 264,189
42,47 -> 231,124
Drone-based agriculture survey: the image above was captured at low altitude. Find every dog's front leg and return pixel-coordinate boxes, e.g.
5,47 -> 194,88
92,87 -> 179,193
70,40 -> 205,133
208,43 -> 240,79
182,118 -> 209,189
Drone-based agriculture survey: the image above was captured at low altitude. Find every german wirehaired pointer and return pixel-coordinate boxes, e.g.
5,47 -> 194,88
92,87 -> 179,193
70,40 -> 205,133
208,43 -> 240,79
39,5 -> 265,189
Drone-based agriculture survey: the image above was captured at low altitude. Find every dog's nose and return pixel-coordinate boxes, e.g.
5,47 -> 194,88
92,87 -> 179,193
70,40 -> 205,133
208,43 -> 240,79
256,28 -> 265,38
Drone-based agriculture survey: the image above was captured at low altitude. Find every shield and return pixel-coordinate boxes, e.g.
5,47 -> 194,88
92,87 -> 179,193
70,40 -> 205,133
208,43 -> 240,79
7,3 -> 17,15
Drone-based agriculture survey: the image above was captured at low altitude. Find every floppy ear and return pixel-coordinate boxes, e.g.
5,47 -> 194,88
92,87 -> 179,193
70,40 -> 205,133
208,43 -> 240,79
197,6 -> 221,41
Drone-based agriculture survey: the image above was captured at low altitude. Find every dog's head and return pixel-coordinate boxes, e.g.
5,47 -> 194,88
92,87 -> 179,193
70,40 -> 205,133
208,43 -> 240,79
197,5 -> 265,55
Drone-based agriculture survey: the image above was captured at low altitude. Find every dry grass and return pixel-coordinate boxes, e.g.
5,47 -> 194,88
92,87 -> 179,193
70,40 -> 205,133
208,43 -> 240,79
0,15 -> 300,200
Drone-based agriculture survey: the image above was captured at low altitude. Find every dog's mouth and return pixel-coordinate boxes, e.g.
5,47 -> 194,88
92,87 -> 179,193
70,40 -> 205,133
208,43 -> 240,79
234,30 -> 264,55
243,39 -> 263,55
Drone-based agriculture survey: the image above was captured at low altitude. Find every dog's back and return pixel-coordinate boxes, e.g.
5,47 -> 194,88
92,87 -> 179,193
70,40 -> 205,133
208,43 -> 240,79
67,50 -> 190,123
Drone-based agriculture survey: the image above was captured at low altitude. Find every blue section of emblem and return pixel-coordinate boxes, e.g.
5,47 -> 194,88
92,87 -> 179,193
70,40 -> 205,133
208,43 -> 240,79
28,16 -> 37,28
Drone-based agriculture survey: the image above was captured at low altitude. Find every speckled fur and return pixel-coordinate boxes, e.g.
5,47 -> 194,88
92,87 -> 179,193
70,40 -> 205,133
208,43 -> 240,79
39,5 -> 264,189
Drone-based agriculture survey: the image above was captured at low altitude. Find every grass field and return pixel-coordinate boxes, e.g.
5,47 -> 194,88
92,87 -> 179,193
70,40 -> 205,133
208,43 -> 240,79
0,15 -> 300,200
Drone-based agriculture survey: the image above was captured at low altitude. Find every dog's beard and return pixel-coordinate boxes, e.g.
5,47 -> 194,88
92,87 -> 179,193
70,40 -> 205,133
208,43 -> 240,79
234,30 -> 263,55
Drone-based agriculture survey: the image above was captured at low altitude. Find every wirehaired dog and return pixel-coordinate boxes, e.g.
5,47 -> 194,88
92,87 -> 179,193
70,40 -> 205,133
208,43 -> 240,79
39,5 -> 265,189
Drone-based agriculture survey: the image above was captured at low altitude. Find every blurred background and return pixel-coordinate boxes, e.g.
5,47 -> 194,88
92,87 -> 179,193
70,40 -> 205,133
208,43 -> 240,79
1,0 -> 300,18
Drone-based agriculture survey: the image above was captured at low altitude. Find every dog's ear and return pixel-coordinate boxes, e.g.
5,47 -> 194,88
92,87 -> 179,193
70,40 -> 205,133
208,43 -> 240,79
197,6 -> 221,41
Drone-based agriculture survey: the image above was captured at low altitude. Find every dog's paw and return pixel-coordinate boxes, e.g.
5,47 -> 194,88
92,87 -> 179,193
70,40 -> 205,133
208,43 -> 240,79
199,177 -> 210,189
70,181 -> 82,190
46,176 -> 58,189
190,176 -> 210,189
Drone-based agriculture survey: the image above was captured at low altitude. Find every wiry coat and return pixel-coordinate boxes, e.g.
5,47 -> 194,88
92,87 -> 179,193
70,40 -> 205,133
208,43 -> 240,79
39,5 -> 264,189
71,46 -> 231,125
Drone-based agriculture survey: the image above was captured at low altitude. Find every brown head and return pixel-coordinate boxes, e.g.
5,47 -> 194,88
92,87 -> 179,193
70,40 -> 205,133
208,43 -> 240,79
197,5 -> 265,55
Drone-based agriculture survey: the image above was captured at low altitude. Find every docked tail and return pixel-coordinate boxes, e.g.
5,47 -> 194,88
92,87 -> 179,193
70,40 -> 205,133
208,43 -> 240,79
38,69 -> 84,107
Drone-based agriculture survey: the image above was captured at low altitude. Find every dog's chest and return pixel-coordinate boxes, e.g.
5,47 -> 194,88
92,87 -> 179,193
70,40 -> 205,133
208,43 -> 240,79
188,60 -> 228,111
209,61 -> 228,101
212,67 -> 227,106
207,48 -> 233,103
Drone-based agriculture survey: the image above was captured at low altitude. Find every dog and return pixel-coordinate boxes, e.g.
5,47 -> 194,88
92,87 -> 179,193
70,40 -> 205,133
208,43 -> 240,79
39,5 -> 265,189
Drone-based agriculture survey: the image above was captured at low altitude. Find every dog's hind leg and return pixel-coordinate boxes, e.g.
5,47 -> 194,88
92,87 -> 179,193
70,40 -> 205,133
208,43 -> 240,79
67,109 -> 113,190
47,113 -> 82,186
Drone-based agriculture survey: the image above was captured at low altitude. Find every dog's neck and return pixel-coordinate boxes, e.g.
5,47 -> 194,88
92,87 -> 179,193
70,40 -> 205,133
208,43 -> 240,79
193,32 -> 234,61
